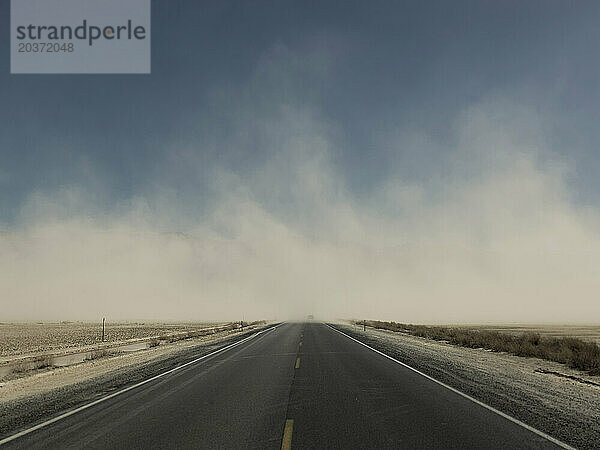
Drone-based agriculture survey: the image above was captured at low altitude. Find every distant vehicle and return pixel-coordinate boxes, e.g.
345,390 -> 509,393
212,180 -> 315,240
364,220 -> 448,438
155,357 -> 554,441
307,315 -> 314,320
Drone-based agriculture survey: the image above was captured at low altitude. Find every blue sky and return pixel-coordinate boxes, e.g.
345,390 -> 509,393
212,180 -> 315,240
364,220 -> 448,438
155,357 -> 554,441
2,1 -> 600,321
2,0 -> 600,222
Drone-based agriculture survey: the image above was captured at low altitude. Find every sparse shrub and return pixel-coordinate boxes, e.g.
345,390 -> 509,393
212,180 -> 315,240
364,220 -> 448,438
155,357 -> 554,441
14,356 -> 52,373
358,320 -> 600,376
89,349 -> 109,360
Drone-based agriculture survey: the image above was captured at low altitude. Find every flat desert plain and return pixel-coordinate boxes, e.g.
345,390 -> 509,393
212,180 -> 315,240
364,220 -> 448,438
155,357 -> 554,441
0,321 -> 225,358
460,324 -> 600,344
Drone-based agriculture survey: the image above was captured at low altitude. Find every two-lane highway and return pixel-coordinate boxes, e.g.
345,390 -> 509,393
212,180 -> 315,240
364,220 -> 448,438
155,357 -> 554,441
1,323 -> 569,449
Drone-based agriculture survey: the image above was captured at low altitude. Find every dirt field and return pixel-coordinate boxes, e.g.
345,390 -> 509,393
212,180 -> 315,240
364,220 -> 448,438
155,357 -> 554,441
459,324 -> 600,344
0,322 -> 225,358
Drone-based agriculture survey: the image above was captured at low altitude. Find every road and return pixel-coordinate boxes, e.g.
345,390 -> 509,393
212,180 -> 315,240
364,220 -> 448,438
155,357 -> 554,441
1,322 -> 568,449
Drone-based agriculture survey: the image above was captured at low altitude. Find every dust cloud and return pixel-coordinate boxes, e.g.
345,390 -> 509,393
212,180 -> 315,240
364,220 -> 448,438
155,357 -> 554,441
2,46 -> 600,324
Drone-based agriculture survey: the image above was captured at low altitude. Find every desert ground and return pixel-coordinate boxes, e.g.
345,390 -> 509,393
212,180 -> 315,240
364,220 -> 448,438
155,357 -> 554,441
460,324 -> 600,344
0,321 -> 229,359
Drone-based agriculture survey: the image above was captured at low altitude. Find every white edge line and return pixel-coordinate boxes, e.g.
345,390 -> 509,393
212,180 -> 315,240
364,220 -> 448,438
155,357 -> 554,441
0,324 -> 282,446
326,324 -> 575,450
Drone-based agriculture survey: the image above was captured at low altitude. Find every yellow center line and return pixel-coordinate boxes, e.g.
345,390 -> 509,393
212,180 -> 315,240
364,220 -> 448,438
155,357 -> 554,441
281,419 -> 294,450
299,342 -> 302,347
295,357 -> 301,369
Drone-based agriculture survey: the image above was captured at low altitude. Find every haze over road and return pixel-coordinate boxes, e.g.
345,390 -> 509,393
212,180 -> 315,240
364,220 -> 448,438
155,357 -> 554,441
1,323 -> 567,449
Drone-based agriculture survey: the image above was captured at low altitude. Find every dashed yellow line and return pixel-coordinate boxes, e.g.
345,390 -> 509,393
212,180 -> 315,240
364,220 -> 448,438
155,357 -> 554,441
281,419 -> 294,450
295,357 -> 301,369
299,342 -> 302,347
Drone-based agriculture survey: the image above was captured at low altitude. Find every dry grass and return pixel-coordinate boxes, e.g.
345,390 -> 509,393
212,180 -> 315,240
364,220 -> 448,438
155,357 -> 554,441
358,320 -> 600,376
89,349 -> 110,360
465,324 -> 600,345
157,321 -> 265,344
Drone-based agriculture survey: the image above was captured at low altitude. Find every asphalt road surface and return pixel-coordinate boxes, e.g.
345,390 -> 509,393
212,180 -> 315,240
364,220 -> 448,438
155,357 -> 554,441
1,323 -> 570,449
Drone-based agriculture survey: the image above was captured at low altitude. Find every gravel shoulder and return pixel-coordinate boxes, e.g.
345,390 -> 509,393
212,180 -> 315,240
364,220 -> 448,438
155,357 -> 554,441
332,323 -> 600,450
0,324 -> 273,438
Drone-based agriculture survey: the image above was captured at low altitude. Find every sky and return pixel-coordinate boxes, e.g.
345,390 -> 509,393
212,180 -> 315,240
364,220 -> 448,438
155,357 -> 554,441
2,0 -> 600,322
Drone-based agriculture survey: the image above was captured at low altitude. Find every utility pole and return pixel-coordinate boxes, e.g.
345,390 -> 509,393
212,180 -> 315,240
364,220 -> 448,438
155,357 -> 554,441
363,319 -> 366,332
102,317 -> 105,342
